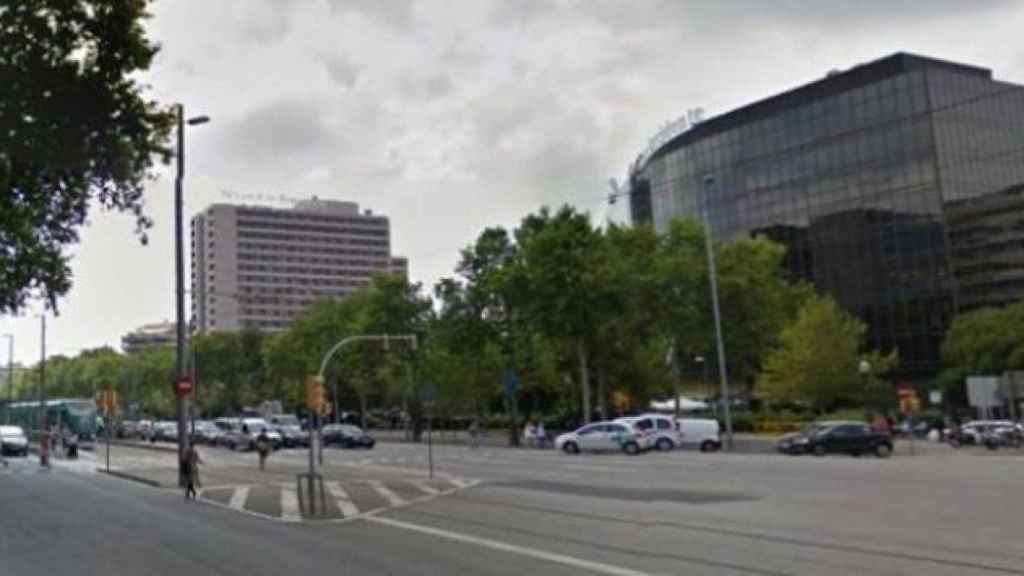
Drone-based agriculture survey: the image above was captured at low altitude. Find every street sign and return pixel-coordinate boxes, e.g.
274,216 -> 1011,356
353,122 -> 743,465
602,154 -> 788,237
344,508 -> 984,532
503,369 -> 520,396
928,390 -> 943,405
175,376 -> 193,396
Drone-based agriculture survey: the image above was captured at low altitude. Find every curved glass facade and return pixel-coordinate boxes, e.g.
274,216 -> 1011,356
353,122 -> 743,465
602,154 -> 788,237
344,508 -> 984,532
630,53 -> 1024,377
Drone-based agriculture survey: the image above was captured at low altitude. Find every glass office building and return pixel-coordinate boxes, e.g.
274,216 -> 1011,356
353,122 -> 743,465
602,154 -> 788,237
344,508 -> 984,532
629,53 -> 1024,378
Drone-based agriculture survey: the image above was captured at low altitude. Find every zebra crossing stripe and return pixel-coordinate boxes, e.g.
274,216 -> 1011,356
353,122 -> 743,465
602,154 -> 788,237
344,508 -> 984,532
410,480 -> 439,495
367,479 -> 407,506
281,485 -> 301,522
449,478 -> 473,489
228,486 -> 250,511
325,481 -> 360,518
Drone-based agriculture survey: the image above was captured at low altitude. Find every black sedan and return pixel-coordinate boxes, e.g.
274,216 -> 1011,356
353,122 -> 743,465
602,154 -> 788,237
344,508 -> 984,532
778,421 -> 893,458
321,424 -> 375,449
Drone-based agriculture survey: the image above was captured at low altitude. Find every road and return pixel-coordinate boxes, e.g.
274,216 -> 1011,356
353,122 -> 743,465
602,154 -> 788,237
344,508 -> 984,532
2,440 -> 1023,575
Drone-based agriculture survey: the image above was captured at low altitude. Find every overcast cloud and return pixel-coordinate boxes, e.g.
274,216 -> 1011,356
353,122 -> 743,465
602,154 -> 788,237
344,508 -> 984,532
4,0 -> 1024,362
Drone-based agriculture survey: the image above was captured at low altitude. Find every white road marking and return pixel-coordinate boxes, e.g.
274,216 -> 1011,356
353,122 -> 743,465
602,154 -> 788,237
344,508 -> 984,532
449,478 -> 473,489
367,479 -> 407,506
228,486 -> 250,510
409,480 -> 439,495
366,516 -> 654,576
280,485 -> 301,522
325,481 -> 360,517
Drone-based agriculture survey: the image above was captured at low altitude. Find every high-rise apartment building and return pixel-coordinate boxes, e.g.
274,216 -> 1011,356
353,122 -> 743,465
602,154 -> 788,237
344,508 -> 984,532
190,199 -> 405,332
628,53 -> 1024,378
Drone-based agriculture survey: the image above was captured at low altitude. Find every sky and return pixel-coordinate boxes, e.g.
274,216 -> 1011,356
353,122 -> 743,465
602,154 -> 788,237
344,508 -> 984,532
3,0 -> 1024,365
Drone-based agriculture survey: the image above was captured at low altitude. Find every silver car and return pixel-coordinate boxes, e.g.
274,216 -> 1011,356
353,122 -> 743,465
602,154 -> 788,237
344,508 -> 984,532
1,425 -> 29,457
555,421 -> 646,455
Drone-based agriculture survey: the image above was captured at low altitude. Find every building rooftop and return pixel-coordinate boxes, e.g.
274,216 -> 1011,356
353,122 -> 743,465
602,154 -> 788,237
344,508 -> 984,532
646,52 -> 995,167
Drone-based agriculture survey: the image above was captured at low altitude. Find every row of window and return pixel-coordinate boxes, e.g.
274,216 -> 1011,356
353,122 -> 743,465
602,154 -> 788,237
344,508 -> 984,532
239,275 -> 371,288
236,218 -> 388,237
237,263 -> 388,275
237,230 -> 387,248
237,208 -> 387,227
238,243 -> 388,258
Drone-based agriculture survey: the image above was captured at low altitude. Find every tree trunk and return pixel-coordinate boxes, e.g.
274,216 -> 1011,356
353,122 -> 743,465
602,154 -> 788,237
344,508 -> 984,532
596,362 -> 608,421
506,393 -> 520,447
577,341 -> 591,423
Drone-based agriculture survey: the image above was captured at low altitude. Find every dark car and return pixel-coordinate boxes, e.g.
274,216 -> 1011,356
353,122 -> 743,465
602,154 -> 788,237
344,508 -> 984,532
779,421 -> 893,458
321,424 -> 375,449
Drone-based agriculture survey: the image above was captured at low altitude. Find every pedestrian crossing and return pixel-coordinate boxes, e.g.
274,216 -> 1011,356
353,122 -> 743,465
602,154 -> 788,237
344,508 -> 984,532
197,476 -> 479,522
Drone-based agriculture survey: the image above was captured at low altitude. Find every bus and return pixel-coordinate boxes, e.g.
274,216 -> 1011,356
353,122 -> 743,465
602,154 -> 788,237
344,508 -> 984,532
0,398 -> 98,442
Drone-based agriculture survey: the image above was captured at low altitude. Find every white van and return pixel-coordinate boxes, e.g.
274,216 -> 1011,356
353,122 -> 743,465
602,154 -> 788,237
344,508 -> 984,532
615,414 -> 680,451
676,418 -> 721,452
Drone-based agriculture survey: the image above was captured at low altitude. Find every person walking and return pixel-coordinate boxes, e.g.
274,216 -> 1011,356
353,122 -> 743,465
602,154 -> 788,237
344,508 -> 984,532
183,444 -> 202,500
39,429 -> 50,469
535,421 -> 547,448
468,418 -> 480,450
523,420 -> 536,448
256,428 -> 271,472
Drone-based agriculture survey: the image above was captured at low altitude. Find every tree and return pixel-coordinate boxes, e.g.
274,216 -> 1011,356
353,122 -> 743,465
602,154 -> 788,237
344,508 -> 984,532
0,0 -> 172,312
757,294 -> 896,413
939,300 -> 1024,406
516,206 -> 604,422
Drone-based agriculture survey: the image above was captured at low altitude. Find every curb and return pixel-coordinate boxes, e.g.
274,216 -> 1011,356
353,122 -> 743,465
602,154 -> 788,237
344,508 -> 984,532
106,440 -> 179,454
98,468 -> 165,488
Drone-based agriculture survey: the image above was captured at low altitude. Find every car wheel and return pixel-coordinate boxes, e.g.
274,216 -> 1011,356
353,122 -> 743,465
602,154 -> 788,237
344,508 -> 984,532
562,441 -> 579,454
812,443 -> 827,457
700,440 -> 720,453
623,442 -> 640,455
875,443 -> 892,458
655,438 -> 674,452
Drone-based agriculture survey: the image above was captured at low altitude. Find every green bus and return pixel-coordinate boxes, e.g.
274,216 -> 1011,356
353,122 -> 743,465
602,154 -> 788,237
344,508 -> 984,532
0,398 -> 98,441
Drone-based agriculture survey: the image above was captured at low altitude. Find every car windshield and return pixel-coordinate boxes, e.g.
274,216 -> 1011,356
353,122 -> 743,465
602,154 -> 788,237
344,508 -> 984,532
340,426 -> 362,435
273,415 -> 300,426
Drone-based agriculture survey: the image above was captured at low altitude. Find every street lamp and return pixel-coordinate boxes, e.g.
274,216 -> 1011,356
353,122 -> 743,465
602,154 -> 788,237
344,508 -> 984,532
859,359 -> 872,416
2,334 -> 12,404
701,175 -> 733,451
175,104 -> 210,487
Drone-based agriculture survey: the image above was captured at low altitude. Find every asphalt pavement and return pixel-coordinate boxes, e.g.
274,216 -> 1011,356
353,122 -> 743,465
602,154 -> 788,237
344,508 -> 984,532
2,439 -> 1023,575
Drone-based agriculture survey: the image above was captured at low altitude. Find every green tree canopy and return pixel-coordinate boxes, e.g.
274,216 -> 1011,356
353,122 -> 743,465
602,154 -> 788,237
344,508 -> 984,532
757,294 -> 896,413
1,0 -> 172,312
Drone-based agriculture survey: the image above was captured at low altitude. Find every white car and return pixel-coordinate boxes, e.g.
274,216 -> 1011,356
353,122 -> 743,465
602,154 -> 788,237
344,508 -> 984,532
676,418 -> 722,452
554,421 -> 646,455
0,425 -> 29,457
615,414 -> 680,451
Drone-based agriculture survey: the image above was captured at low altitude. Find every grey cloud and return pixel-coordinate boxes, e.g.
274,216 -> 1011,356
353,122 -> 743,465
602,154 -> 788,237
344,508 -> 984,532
217,98 -> 339,167
399,73 -> 454,101
325,0 -> 415,29
319,52 -> 361,88
488,0 -> 556,26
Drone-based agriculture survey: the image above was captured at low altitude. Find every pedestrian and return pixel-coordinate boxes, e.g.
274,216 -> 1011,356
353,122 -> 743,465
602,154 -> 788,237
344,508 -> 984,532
523,420 -> 536,448
468,418 -> 479,449
536,421 -> 547,448
39,429 -> 50,468
256,428 -> 271,471
183,444 -> 202,500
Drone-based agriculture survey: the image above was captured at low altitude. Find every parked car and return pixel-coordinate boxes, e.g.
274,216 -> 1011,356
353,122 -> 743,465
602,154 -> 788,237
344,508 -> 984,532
554,421 -> 646,455
321,424 -> 375,449
0,425 -> 29,457
216,417 -> 282,451
949,420 -> 1023,447
778,421 -> 892,458
190,421 -> 222,445
152,421 -> 178,442
676,418 -> 722,452
615,414 -> 680,451
269,414 -> 309,448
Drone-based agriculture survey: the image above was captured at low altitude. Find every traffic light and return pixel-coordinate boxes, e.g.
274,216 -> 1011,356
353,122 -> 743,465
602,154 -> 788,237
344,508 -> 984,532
305,375 -> 330,416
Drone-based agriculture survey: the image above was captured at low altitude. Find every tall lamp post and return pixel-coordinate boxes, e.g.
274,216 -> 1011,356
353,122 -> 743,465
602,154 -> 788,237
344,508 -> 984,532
701,175 -> 733,450
2,334 -> 12,404
859,359 -> 872,417
175,104 -> 210,487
